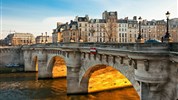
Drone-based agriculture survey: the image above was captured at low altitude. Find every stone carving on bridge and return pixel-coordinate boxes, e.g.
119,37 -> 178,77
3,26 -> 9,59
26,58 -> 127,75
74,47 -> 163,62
128,58 -> 132,66
132,59 -> 137,69
144,60 -> 149,71
117,56 -> 123,64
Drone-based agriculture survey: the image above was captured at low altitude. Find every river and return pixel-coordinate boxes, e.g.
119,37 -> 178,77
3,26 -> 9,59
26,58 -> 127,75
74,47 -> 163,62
0,72 -> 139,100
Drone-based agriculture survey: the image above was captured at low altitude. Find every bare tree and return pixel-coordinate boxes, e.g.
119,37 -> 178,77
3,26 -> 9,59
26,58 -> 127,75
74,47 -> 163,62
100,21 -> 117,43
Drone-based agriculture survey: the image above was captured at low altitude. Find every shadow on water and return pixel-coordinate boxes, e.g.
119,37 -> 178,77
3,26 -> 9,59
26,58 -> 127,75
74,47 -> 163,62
0,72 -> 139,100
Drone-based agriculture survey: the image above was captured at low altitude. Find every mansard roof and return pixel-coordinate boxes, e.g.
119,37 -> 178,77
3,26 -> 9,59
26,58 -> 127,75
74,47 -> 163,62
156,20 -> 166,24
77,17 -> 88,22
89,19 -> 106,23
127,20 -> 137,24
146,21 -> 156,25
69,20 -> 78,29
117,19 -> 128,23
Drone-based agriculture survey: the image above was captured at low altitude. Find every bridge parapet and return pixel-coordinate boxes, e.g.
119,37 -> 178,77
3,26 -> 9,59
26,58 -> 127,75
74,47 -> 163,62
22,42 -> 178,52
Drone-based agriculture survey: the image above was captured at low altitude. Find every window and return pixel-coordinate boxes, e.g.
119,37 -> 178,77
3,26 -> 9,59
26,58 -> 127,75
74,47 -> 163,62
119,33 -> 121,37
130,34 -> 132,38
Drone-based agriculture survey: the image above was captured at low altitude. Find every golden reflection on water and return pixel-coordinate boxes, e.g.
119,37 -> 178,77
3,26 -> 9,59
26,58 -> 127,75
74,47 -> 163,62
88,66 -> 132,93
0,72 -> 139,100
52,56 -> 67,78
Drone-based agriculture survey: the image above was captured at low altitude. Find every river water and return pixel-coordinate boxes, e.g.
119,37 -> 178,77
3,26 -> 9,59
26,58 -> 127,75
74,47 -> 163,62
0,72 -> 139,100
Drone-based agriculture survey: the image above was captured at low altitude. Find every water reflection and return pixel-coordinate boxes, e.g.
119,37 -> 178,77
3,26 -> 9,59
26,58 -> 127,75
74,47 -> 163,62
88,66 -> 132,93
0,73 -> 139,100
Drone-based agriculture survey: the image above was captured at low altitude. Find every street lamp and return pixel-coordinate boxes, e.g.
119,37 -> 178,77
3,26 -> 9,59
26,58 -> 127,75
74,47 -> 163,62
162,11 -> 172,42
45,32 -> 48,43
136,16 -> 144,43
41,33 -> 44,43
165,11 -> 170,38
137,16 -> 142,40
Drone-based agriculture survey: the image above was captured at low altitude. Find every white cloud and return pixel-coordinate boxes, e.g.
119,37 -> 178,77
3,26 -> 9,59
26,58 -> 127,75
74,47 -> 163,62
1,16 -> 74,39
42,16 -> 74,25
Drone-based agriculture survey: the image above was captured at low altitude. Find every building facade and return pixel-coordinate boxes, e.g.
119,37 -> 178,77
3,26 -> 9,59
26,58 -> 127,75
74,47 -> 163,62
88,19 -> 106,42
4,33 -> 35,46
35,35 -> 52,44
102,11 -> 118,42
52,11 -> 178,43
127,18 -> 138,43
118,19 -> 128,43
169,18 -> 178,42
74,15 -> 89,42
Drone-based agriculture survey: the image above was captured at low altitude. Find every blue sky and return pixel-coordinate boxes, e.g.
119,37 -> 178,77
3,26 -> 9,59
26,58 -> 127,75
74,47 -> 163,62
0,0 -> 177,39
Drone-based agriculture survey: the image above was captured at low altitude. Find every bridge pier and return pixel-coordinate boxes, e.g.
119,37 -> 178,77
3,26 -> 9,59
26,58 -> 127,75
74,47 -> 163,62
23,50 -> 34,71
37,50 -> 51,79
66,51 -> 87,94
67,66 -> 86,94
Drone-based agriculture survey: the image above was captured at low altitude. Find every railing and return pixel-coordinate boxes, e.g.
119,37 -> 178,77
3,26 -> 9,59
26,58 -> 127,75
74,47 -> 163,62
21,42 -> 178,52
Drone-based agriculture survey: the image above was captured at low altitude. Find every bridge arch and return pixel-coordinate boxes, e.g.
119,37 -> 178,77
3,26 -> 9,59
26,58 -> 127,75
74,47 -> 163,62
79,58 -> 140,95
47,56 -> 67,78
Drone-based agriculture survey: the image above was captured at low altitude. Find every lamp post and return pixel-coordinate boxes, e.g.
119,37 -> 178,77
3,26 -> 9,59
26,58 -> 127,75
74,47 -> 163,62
45,32 -> 48,43
136,16 -> 144,43
165,11 -> 170,38
163,11 -> 172,42
41,33 -> 44,43
138,16 -> 142,39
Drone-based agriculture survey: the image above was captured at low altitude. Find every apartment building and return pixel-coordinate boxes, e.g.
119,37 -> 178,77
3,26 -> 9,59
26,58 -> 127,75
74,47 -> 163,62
35,35 -> 52,44
88,19 -> 106,42
52,11 -> 178,43
4,33 -> 35,46
75,15 -> 89,42
118,19 -> 128,43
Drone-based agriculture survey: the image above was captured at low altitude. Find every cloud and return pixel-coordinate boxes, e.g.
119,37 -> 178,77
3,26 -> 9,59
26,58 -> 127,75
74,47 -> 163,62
1,16 -> 74,39
42,16 -> 74,25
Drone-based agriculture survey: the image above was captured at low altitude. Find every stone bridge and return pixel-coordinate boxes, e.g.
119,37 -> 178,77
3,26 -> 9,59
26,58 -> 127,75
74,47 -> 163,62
1,43 -> 178,100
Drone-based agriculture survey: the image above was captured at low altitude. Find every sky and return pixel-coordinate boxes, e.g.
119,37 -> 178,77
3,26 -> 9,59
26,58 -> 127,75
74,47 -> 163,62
0,0 -> 177,39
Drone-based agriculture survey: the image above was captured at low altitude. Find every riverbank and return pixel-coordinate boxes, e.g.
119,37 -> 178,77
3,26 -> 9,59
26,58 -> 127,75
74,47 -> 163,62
0,67 -> 24,73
